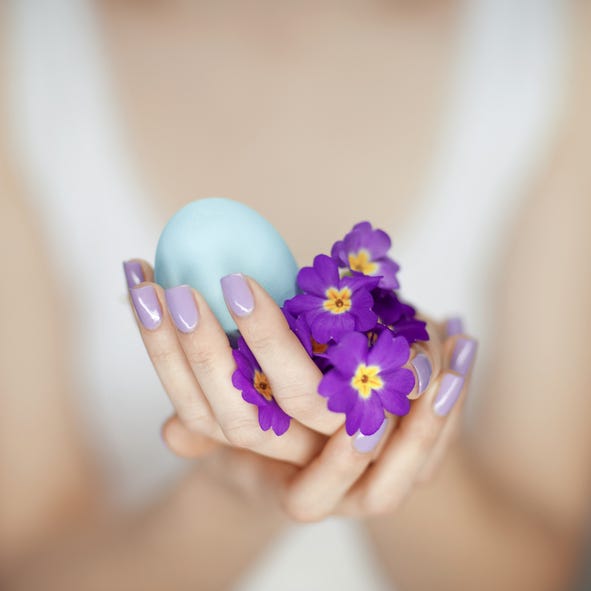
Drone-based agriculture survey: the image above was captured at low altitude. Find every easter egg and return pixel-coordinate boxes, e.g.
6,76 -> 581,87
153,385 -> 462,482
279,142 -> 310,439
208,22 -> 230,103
154,198 -> 299,334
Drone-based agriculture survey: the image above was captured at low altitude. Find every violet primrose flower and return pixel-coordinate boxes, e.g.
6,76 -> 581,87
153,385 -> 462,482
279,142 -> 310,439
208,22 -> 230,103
282,307 -> 333,372
231,337 -> 291,436
284,254 -> 379,344
331,221 -> 400,290
318,330 -> 416,436
372,287 -> 429,344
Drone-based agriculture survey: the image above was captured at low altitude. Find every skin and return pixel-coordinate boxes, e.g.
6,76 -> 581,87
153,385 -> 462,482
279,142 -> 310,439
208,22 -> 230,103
1,0 -> 591,589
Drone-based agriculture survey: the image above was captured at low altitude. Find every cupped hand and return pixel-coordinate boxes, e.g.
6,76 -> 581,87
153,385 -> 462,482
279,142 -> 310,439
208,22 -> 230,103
123,259 -> 477,521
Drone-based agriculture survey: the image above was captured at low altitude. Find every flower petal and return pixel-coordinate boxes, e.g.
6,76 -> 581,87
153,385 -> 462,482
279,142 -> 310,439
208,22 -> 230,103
345,400 -> 365,435
330,239 -> 347,266
272,407 -> 291,436
327,387 -> 358,413
375,258 -> 400,289
232,369 -> 254,393
365,228 -> 392,259
234,337 -> 259,371
351,221 -> 372,233
343,273 -> 381,294
380,367 -> 416,396
392,319 -> 430,344
326,332 -> 368,375
296,266 -> 326,296
378,387 -> 411,416
313,254 -> 340,285
310,311 -> 355,343
318,368 -> 349,398
367,332 -> 410,370
258,404 -> 274,431
358,395 -> 386,436
284,294 -> 323,315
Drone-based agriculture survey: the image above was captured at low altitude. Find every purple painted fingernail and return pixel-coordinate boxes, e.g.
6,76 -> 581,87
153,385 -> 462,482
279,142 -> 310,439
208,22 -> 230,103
352,418 -> 389,454
433,373 -> 464,416
130,285 -> 162,330
165,285 -> 199,333
123,260 -> 144,289
446,316 -> 464,337
450,338 -> 478,375
221,274 -> 254,317
411,353 -> 432,396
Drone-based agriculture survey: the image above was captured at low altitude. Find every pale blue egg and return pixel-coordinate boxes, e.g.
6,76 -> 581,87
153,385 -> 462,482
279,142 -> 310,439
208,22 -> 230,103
154,198 -> 299,334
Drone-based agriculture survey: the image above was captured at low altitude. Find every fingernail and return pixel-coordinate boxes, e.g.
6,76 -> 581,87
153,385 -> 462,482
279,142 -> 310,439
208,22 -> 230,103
165,285 -> 199,333
411,353 -> 432,396
123,260 -> 144,289
130,285 -> 162,330
433,373 -> 464,416
352,418 -> 389,453
450,338 -> 478,375
446,316 -> 464,337
221,273 -> 254,317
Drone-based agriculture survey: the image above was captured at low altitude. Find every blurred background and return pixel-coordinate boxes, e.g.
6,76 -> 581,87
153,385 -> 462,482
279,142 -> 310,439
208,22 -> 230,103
1,0 -> 590,590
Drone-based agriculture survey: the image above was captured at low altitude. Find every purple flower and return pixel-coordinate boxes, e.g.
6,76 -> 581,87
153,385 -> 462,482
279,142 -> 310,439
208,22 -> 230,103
231,337 -> 291,436
390,316 -> 429,345
282,307 -> 333,372
284,254 -> 380,344
371,287 -> 429,344
318,330 -> 416,436
331,222 -> 400,289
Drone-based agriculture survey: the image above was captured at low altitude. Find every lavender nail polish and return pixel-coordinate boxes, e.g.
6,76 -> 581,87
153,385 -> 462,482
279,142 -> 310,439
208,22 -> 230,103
433,373 -> 464,416
450,338 -> 478,375
446,316 -> 464,337
411,353 -> 432,396
220,274 -> 254,317
123,260 -> 144,289
165,285 -> 199,333
353,418 -> 389,453
130,285 -> 162,330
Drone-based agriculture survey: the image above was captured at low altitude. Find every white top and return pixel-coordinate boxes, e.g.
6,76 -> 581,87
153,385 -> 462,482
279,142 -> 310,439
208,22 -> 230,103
4,0 -> 568,589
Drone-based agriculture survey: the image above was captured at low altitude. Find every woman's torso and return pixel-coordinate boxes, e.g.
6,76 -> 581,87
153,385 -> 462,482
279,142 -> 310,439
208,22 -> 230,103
3,0 -> 569,589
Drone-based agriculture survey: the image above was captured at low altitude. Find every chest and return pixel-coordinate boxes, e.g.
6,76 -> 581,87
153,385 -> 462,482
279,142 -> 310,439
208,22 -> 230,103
100,4 -> 458,262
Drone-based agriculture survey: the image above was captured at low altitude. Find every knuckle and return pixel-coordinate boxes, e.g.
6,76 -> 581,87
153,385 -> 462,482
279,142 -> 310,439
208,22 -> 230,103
245,329 -> 277,359
150,346 -> 178,366
282,497 -> 324,524
181,406 -> 214,432
277,389 -> 314,420
223,416 -> 264,448
411,419 -> 441,451
359,490 -> 392,516
185,344 -> 219,377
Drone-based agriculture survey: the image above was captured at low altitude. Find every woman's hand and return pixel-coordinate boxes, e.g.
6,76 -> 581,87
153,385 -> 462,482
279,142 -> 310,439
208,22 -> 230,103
123,259 -> 477,521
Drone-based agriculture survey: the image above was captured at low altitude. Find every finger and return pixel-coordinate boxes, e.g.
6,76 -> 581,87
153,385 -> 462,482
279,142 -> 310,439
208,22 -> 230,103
281,416 -> 398,522
122,258 -> 154,288
128,279 -> 227,444
162,415 -> 221,458
406,318 -> 443,400
220,274 -> 343,435
418,326 -> 478,482
165,284 -> 326,466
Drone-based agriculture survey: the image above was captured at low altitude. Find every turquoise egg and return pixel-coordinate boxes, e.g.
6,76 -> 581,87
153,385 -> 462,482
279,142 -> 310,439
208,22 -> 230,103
154,198 -> 299,334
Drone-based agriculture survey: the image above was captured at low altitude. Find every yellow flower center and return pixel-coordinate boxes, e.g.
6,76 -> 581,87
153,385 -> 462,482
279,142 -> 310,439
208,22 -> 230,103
254,370 -> 273,401
367,330 -> 379,346
323,287 -> 353,315
348,250 -> 378,275
351,364 -> 383,399
311,339 -> 328,355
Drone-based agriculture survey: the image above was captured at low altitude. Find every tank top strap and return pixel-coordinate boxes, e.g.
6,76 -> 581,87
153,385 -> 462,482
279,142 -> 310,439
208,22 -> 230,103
5,0 -> 161,292
5,0 -> 186,507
